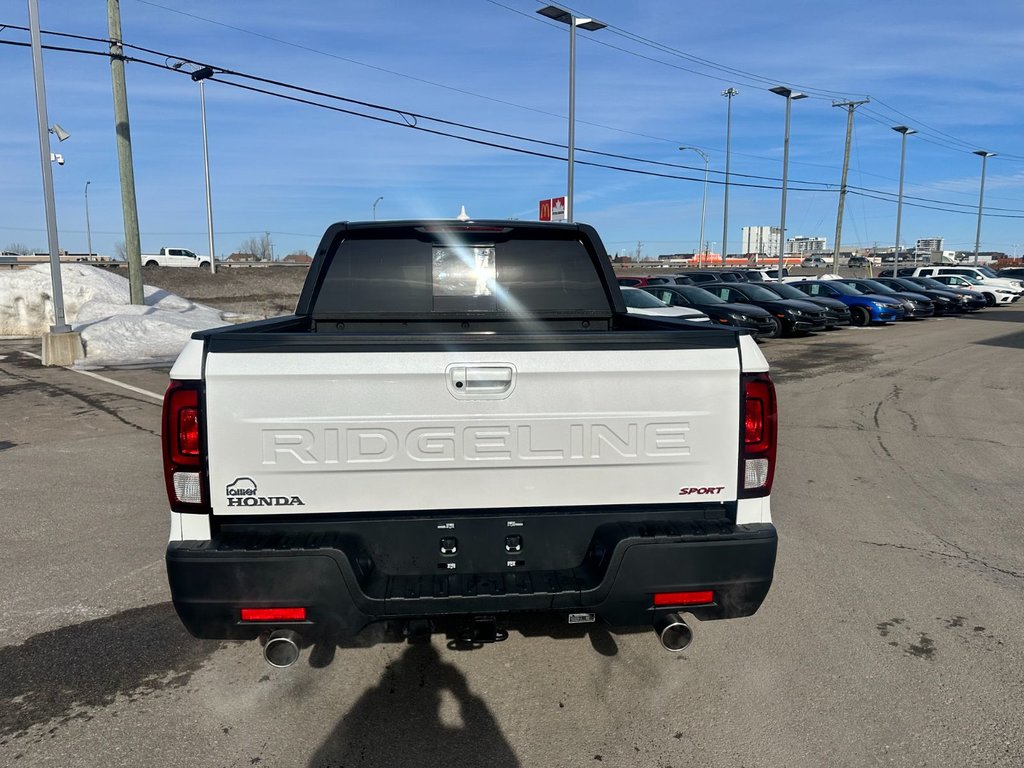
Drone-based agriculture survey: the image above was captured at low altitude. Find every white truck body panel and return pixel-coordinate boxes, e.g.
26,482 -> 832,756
203,347 -> 742,516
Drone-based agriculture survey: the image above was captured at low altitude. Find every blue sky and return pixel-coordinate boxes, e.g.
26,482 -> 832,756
3,0 -> 1024,259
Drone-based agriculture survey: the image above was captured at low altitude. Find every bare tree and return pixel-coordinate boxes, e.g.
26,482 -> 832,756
114,240 -> 126,261
237,233 -> 274,261
3,242 -> 32,255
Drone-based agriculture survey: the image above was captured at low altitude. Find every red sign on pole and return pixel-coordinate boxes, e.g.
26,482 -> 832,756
539,199 -> 552,221
550,196 -> 566,221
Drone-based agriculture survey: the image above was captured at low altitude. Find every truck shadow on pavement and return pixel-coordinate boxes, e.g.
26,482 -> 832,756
0,602 -> 223,741
307,642 -> 519,768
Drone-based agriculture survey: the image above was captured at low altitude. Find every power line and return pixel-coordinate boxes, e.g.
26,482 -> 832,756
4,35 -> 1024,220
107,6 -> 1024,171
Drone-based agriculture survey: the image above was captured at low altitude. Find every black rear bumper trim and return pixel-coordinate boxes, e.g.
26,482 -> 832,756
166,521 -> 777,640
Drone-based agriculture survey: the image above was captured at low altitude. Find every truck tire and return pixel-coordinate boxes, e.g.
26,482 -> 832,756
145,260 -> 158,267
851,306 -> 871,326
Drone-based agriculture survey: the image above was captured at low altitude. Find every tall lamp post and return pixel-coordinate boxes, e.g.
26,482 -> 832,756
28,0 -> 71,335
84,180 -> 94,259
721,88 -> 738,263
679,147 -> 709,268
769,86 -> 807,280
171,61 -> 217,274
194,67 -> 216,275
372,196 -> 384,220
537,5 -> 606,223
891,126 -> 916,268
973,150 -> 996,266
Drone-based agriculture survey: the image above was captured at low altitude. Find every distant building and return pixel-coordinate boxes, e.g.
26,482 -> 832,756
787,236 -> 827,255
915,237 -> 944,256
283,252 -> 312,265
742,226 -> 781,257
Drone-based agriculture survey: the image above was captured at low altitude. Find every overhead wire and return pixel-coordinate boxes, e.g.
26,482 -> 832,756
126,4 -> 1024,170
3,30 -> 1024,220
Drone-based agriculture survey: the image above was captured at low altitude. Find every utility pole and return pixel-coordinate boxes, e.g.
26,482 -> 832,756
831,99 -> 869,275
108,0 -> 144,304
721,88 -> 738,263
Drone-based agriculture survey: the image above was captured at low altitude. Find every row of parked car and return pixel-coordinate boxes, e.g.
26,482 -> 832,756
617,264 -> 1024,339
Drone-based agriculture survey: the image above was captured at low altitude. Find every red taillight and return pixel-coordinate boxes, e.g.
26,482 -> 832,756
240,607 -> 307,622
162,380 -> 209,513
739,372 -> 777,498
178,408 -> 200,457
654,590 -> 714,607
744,395 -> 767,453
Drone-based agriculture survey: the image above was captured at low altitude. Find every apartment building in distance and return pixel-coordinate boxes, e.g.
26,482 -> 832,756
741,225 -> 781,257
915,237 -> 944,257
787,235 -> 828,255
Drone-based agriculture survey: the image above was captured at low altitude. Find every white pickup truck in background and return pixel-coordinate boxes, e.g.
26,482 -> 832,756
143,247 -> 210,268
161,219 -> 779,667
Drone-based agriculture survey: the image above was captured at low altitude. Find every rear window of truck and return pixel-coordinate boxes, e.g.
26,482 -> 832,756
313,236 -> 610,316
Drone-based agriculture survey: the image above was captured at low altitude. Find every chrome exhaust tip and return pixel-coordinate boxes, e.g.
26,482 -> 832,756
263,629 -> 301,668
654,613 -> 693,652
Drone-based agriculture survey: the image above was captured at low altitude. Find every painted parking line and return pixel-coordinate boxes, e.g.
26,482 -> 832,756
20,350 -> 165,403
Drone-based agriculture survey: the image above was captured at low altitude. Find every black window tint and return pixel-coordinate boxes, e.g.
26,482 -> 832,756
315,237 -> 609,316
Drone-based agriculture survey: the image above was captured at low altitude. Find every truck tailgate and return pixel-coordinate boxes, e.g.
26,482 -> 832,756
203,346 -> 740,515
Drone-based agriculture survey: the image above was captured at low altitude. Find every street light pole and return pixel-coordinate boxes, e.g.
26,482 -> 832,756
769,87 -> 807,280
28,0 -> 70,333
721,88 -> 738,264
537,5 -> 606,223
171,61 -> 217,274
891,126 -> 916,270
372,196 -> 384,220
185,67 -> 218,275
84,180 -> 93,259
679,147 -> 709,268
973,150 -> 995,266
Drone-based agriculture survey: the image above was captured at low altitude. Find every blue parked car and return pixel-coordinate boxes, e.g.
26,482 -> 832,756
788,280 -> 906,326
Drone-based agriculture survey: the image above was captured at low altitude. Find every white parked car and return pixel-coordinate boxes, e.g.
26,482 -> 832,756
910,266 -> 1022,306
620,287 -> 710,321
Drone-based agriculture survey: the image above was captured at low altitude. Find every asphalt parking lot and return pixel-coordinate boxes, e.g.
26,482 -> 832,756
2,307 -> 1023,767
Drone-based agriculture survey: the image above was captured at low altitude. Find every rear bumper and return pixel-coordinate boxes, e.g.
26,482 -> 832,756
166,520 -> 778,640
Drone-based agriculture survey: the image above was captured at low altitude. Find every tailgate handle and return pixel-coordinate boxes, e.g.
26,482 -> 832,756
448,364 -> 516,397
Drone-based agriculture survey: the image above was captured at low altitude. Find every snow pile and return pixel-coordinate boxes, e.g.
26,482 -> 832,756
0,264 -> 234,367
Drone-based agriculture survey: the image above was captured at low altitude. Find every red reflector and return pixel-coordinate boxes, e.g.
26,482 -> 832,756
653,590 -> 714,607
240,607 -> 307,622
178,408 -> 200,455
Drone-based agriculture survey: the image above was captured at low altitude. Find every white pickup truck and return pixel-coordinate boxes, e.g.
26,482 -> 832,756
161,220 -> 778,667
143,247 -> 210,268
